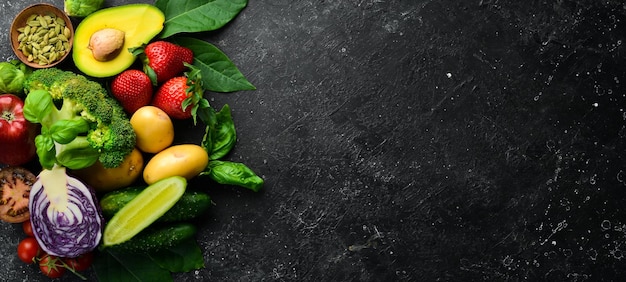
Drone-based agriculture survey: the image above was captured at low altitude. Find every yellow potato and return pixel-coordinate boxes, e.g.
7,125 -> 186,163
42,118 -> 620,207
71,148 -> 144,192
143,144 -> 209,185
130,106 -> 174,153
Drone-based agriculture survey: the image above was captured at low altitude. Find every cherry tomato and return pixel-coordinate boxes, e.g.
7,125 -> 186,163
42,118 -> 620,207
39,254 -> 66,279
0,94 -> 37,166
17,237 -> 40,264
22,219 -> 34,237
64,252 -> 94,272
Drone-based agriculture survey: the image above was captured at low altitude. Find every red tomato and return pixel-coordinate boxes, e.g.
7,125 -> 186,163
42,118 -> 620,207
0,94 -> 37,166
17,237 -> 40,264
0,166 -> 36,223
64,252 -> 94,272
39,254 -> 66,279
22,219 -> 34,237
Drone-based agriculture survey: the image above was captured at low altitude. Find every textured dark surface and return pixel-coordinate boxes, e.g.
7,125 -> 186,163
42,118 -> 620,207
1,0 -> 626,281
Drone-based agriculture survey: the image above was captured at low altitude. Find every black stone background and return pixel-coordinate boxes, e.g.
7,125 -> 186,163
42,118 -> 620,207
1,0 -> 626,281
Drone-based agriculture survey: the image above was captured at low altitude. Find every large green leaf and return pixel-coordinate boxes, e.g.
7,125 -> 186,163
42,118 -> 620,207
156,0 -> 248,38
149,239 -> 205,272
172,37 -> 256,92
93,250 -> 173,282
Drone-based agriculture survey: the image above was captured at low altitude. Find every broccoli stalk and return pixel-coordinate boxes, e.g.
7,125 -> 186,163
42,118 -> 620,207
23,68 -> 136,170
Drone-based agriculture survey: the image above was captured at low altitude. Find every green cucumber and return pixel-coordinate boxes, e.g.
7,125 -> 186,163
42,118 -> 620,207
104,222 -> 197,253
100,187 -> 212,222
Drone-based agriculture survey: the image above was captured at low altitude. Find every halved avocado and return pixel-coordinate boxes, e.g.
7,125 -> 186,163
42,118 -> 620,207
73,4 -> 164,78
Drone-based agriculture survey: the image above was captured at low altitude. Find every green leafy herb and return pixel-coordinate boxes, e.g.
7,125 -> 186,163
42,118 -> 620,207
155,0 -> 248,38
202,104 -> 236,160
202,160 -> 263,192
49,119 -> 90,144
34,135 -> 56,169
22,89 -> 53,124
54,137 -> 100,169
171,37 -> 256,92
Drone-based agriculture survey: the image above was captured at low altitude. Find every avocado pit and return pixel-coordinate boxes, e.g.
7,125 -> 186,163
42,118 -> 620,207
88,28 -> 125,62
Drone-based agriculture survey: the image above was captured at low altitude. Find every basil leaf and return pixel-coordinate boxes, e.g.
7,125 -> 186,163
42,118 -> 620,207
201,104 -> 236,159
210,104 -> 236,160
202,125 -> 214,157
23,89 -> 53,124
149,239 -> 205,272
202,160 -> 263,192
55,138 -> 100,170
34,134 -> 56,170
171,37 -> 256,92
94,250 -> 173,282
49,119 -> 90,144
156,0 -> 248,38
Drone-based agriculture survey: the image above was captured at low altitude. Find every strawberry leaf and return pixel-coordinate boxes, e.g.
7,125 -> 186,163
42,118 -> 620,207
129,45 -> 159,86
171,37 -> 256,92
155,0 -> 248,38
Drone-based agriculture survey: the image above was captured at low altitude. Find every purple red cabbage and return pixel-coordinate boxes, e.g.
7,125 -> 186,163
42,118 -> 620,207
29,173 -> 102,258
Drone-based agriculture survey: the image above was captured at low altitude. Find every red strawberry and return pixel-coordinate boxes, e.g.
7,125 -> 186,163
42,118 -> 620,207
151,66 -> 211,124
152,76 -> 192,119
110,69 -> 153,114
139,41 -> 193,85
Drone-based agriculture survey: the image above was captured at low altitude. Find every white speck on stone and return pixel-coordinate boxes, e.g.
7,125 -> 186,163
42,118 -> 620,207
446,72 -> 452,78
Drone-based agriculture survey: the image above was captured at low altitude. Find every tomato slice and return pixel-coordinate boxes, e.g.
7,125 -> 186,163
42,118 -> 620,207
0,166 -> 36,223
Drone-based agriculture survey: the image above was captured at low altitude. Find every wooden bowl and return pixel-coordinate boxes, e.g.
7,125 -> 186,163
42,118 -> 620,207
10,3 -> 74,68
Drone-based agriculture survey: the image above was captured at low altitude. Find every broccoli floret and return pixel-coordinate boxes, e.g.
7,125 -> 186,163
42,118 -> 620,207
23,68 -> 136,169
64,0 -> 104,17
